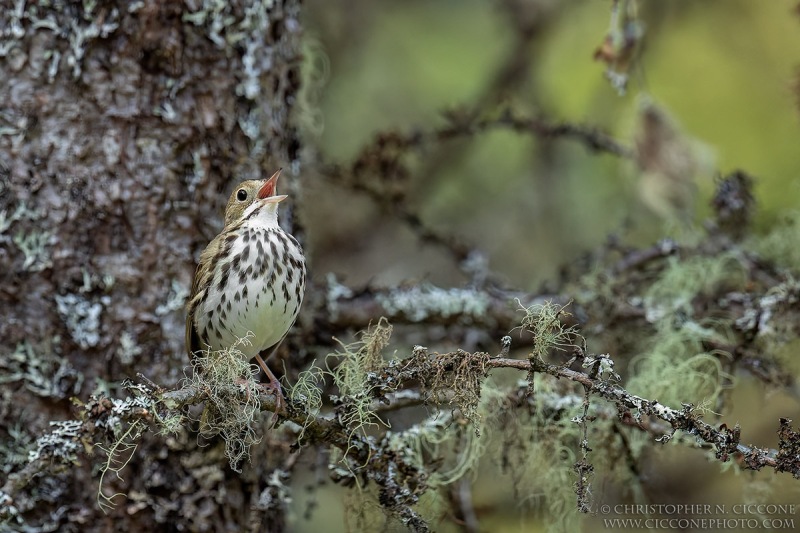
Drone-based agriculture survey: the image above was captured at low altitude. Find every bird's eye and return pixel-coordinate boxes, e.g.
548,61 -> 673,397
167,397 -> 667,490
237,189 -> 248,201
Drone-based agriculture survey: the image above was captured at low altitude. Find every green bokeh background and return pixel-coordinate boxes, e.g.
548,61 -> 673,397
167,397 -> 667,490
294,1 -> 800,531
302,0 -> 800,288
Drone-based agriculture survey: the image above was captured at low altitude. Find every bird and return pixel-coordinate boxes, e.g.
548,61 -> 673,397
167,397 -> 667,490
186,169 -> 306,411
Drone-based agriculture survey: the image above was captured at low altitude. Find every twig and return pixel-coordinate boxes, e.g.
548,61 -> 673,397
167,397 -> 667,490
316,110 -> 632,267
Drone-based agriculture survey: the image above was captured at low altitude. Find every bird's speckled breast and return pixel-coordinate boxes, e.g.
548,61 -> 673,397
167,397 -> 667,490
194,223 -> 306,358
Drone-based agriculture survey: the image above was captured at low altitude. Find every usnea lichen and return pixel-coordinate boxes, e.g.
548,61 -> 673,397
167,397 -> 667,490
626,324 -> 727,407
328,318 -> 394,448
116,331 -> 143,366
187,337 -> 262,471
406,346 -> 490,429
96,419 -> 145,513
642,254 -> 745,322
288,361 -> 324,439
751,210 -> 800,272
387,382 -> 506,490
517,300 -> 583,361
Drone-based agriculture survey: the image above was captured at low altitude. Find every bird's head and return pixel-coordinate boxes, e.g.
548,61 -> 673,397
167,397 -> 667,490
223,169 -> 287,226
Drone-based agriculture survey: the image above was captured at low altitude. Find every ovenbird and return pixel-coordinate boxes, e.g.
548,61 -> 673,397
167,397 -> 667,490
186,169 -> 306,407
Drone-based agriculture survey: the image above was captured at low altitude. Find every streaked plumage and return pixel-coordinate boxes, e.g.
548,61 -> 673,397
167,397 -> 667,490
186,170 -> 305,403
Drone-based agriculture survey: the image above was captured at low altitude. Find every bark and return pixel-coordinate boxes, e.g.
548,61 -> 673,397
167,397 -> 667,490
1,1 -> 303,530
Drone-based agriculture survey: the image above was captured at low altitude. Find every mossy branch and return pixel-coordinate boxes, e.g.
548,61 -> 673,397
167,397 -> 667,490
3,343 -> 795,526
2,332 -> 800,531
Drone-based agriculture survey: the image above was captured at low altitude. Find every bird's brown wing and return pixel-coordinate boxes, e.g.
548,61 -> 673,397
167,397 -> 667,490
185,234 -> 221,360
185,265 -> 205,360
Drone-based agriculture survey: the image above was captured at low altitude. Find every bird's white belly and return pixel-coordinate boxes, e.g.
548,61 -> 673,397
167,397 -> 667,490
218,288 -> 297,356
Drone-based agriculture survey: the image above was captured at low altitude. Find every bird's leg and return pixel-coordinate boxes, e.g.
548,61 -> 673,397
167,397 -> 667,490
255,352 -> 286,418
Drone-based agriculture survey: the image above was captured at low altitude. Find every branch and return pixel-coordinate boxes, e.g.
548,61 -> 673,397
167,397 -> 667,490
486,356 -> 781,472
316,110 -> 631,267
4,341 -> 799,530
318,276 -> 572,333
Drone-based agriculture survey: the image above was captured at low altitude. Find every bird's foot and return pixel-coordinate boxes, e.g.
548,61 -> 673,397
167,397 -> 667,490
260,376 -> 286,425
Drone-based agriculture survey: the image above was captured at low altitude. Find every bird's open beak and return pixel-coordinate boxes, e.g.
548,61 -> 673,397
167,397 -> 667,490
261,194 -> 288,204
257,168 -> 282,199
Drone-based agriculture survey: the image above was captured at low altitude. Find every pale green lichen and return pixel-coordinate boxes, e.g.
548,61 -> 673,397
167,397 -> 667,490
0,0 -> 26,57
55,293 -> 109,349
288,361 -> 324,439
0,207 -> 20,234
3,1 -> 122,80
101,393 -> 154,432
13,229 -> 52,271
237,1 -> 274,100
0,339 -> 83,398
325,272 -> 353,322
0,112 -> 29,142
386,383 -> 505,489
582,353 -> 621,382
752,211 -> 800,273
0,418 -> 37,505
183,145 -> 208,193
626,253 -> 740,406
516,300 -> 583,360
238,109 -> 262,140
27,420 -> 84,463
96,419 -> 145,513
182,0 -> 277,103
497,376 -> 590,533
155,412 -> 184,437
116,331 -> 143,366
155,279 -> 189,316
153,101 -> 179,123
181,0 -> 231,48
76,268 -> 115,294
642,254 -> 745,322
2,202 -> 48,269
375,284 -> 490,323
627,321 -> 728,407
179,0 -> 289,177
410,346 -> 489,429
340,485 -> 389,533
90,387 -> 162,512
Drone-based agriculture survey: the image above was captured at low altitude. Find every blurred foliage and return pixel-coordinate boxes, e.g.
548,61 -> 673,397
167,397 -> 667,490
295,1 -> 800,531
302,0 -> 800,288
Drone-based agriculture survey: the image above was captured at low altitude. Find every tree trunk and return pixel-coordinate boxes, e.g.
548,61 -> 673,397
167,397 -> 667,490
1,1 -> 303,530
